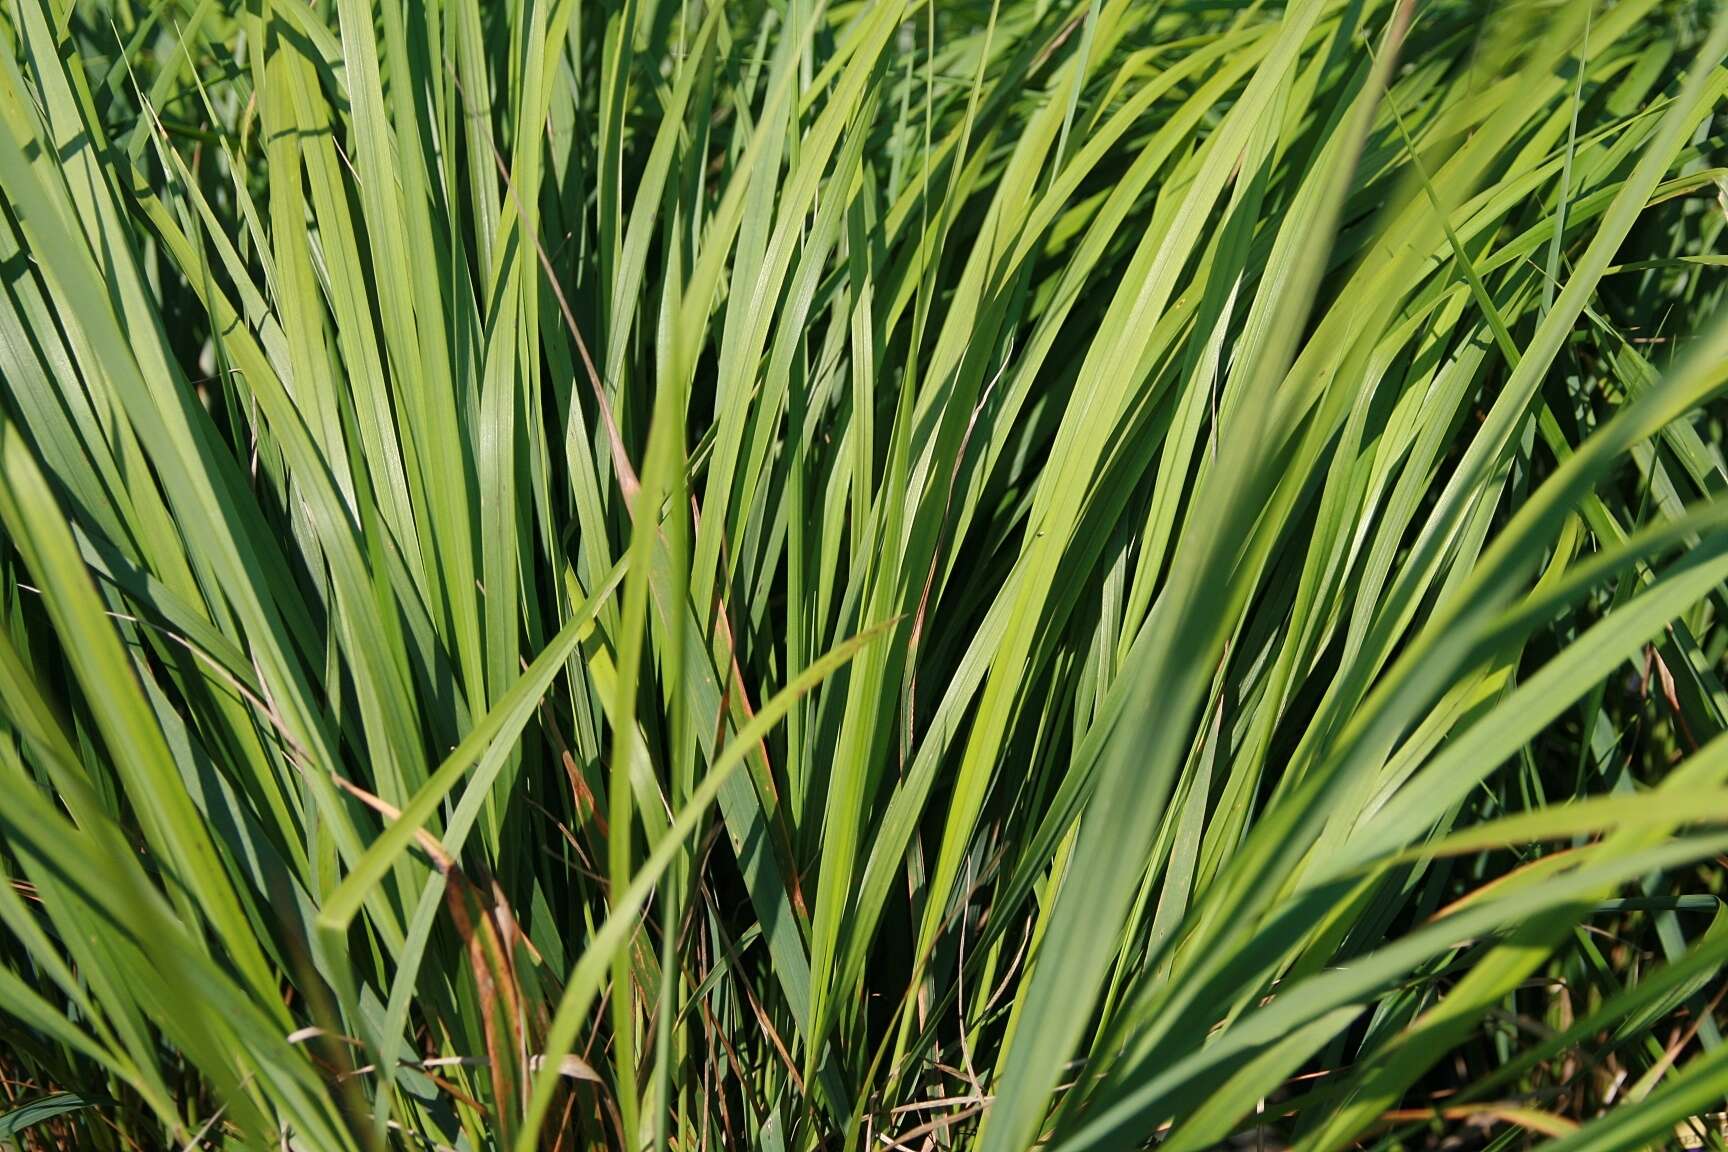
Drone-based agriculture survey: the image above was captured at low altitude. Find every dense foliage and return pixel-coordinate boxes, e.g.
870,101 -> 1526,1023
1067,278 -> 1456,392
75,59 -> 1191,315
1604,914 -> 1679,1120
2,0 -> 1728,1148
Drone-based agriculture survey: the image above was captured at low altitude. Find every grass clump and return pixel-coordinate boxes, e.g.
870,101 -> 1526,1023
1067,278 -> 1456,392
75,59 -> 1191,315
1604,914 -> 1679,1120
3,0 -> 1728,1148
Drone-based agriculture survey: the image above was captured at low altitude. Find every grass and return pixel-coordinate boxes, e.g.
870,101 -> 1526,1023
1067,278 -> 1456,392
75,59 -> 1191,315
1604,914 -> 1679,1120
1,0 -> 1728,1148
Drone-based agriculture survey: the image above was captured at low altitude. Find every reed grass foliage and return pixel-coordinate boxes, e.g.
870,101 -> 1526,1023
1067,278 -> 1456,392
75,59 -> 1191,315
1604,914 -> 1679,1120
2,0 -> 1728,1147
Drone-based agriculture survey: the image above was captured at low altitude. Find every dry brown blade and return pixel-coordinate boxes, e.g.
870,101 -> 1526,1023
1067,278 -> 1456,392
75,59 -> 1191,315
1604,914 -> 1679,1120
603,1090 -> 628,1152
1028,3 -> 1090,72
285,1026 -> 363,1048
1374,1102 -> 1578,1138
582,984 -> 610,1068
714,1035 -> 740,1152
662,823 -> 729,1037
880,836 -> 1012,1094
660,832 -> 758,1135
528,1054 -> 603,1083
621,845 -> 736,1124
444,877 -> 521,1143
94,1107 -> 150,1152
555,1081 -> 606,1152
685,917 -> 749,1141
874,1099 -> 991,1152
1650,638 -> 1699,751
1635,978 -> 1728,1097
696,879 -> 806,1099
331,775 -> 535,1133
420,1069 -> 489,1114
699,1037 -> 722,1152
489,871 -> 545,968
889,1093 -> 998,1116
329,774 -> 455,873
954,872 -> 980,1096
1426,847 -> 1587,922
452,885 -> 595,1127
525,796 -> 608,886
486,877 -> 546,1123
536,689 -> 610,842
697,995 -> 767,1127
550,1086 -> 577,1152
978,917 -> 1033,1021
641,847 -> 712,1041
692,493 -> 809,918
